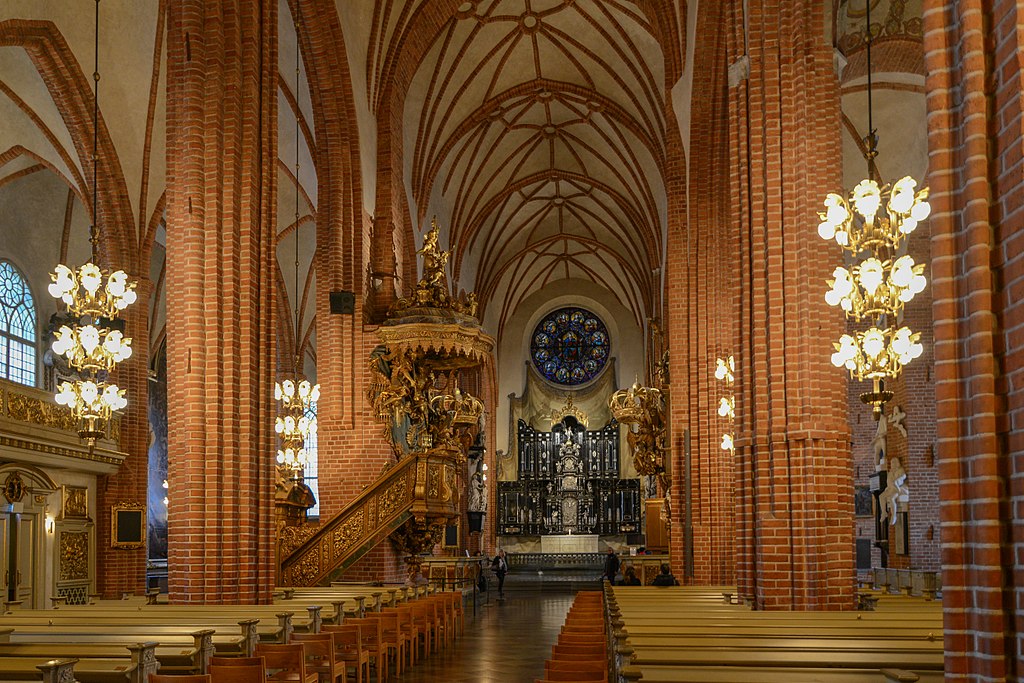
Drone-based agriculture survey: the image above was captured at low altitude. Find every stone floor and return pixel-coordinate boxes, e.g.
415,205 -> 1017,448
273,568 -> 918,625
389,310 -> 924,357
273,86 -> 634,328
396,589 -> 577,683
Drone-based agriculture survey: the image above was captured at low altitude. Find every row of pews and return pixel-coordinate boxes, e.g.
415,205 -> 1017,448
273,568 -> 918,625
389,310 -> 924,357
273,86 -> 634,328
605,584 -> 945,683
0,584 -> 465,683
538,591 -> 608,683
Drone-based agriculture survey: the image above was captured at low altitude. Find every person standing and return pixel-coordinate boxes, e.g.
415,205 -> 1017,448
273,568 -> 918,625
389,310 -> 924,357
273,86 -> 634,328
603,547 -> 620,585
491,549 -> 508,599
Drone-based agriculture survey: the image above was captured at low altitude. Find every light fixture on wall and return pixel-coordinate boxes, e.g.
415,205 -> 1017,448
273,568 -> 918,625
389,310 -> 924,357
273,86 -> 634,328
714,356 -> 735,453
49,0 -> 137,449
817,0 -> 929,419
275,34 -> 319,474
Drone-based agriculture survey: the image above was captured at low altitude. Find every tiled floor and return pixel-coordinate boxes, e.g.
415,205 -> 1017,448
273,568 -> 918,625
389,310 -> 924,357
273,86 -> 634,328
397,590 -> 577,683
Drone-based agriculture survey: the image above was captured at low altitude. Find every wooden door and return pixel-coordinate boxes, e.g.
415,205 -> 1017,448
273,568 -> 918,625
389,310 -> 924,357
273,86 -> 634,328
644,498 -> 668,552
15,513 -> 34,605
0,515 -> 8,602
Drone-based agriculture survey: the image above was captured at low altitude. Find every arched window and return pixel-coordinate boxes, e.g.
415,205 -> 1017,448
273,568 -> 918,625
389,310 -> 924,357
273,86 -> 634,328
303,401 -> 319,517
0,261 -> 37,386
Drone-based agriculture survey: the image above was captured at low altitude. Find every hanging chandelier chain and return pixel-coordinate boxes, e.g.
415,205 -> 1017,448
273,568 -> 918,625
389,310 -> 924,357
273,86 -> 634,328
274,24 -> 320,475
863,0 -> 879,181
90,0 -> 100,263
293,30 -> 301,368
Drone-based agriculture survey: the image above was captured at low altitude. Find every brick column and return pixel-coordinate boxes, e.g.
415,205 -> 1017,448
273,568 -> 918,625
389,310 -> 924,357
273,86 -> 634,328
729,0 -> 854,610
670,0 -> 738,587
165,0 -> 278,604
922,1 -> 1024,678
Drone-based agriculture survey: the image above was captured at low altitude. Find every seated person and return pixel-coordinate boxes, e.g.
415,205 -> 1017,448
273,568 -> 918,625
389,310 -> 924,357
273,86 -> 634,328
406,566 -> 429,587
650,562 -> 679,586
621,565 -> 642,586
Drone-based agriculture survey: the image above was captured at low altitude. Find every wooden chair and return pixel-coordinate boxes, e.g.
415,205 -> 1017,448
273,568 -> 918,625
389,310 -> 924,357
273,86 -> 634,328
383,606 -> 417,668
255,643 -> 318,683
424,597 -> 445,650
342,617 -> 385,683
408,601 -> 433,660
365,611 -> 404,676
546,660 -> 607,674
430,594 -> 452,647
151,676 -> 211,683
321,625 -> 369,683
210,657 -> 265,668
451,590 -> 465,638
209,664 -> 266,683
290,633 -> 346,683
541,670 -> 607,682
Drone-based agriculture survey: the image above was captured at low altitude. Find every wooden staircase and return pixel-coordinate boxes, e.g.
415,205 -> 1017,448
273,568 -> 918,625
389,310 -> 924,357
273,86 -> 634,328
278,452 -> 461,585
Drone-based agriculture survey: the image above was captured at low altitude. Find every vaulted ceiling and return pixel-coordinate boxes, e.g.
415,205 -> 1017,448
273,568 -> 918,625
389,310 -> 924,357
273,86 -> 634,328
361,0 -> 676,336
0,0 -> 683,367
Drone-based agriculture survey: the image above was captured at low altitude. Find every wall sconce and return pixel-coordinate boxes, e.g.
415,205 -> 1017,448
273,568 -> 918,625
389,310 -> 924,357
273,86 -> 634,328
46,515 -> 55,534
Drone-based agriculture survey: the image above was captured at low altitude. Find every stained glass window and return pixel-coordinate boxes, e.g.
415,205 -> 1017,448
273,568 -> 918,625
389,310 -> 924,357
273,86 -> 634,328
0,261 -> 36,386
303,401 -> 319,517
530,307 -> 610,385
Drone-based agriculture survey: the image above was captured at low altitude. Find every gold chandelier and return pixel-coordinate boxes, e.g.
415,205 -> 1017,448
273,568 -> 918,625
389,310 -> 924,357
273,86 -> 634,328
818,2 -> 929,418
275,378 -> 320,471
608,381 -> 662,426
50,0 -> 137,448
276,46 -> 320,476
714,356 -> 735,453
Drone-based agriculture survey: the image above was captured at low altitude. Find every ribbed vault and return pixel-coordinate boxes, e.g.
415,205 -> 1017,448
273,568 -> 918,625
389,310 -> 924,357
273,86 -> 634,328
367,0 -> 675,331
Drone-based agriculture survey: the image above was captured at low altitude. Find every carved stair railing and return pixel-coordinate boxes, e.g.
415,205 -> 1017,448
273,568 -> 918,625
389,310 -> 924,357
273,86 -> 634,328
277,452 -> 461,586
278,457 -> 415,586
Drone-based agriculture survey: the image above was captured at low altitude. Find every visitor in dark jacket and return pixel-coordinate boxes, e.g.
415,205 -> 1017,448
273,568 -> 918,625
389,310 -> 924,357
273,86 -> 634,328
651,562 -> 679,586
603,547 -> 621,584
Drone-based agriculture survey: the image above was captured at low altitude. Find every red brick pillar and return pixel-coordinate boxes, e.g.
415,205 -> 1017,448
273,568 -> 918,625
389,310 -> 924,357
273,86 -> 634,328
96,276 -> 152,598
728,0 -> 854,610
670,0 -> 738,587
164,0 -> 278,604
923,1 -> 1024,678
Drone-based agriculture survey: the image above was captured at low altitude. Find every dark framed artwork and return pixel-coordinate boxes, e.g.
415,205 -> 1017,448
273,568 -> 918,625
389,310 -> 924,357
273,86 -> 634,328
443,520 -> 459,549
111,502 -> 146,549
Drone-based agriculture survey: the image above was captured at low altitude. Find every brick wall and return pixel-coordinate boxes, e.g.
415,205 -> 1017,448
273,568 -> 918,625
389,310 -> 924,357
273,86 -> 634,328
922,0 -> 1024,678
164,0 -> 279,604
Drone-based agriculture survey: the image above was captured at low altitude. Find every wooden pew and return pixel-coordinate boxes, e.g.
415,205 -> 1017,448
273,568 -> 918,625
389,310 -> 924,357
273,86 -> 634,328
624,646 -> 942,671
0,624 -> 243,658
617,623 -> 942,641
0,641 -> 158,683
60,603 -> 322,638
0,631 -> 210,674
619,664 -> 944,683
0,613 -> 269,654
607,585 -> 944,683
0,657 -> 77,683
